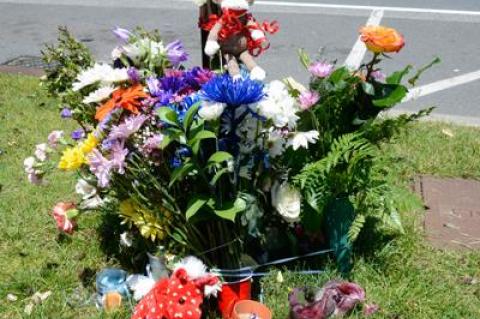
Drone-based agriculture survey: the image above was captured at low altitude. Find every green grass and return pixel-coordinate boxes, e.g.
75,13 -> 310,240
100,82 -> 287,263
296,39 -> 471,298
1,73 -> 479,318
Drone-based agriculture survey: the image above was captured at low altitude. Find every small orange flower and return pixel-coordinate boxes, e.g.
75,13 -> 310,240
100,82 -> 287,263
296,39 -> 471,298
95,84 -> 148,121
359,25 -> 405,54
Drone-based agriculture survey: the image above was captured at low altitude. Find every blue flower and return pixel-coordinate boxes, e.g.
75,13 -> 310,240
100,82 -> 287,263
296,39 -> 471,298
200,74 -> 264,107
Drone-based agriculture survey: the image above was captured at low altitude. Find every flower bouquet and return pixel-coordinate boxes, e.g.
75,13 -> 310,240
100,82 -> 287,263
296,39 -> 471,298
26,16 -> 434,318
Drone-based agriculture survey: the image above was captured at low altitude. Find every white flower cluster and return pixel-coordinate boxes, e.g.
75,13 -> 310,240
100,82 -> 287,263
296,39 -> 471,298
112,38 -> 166,64
257,80 -> 299,129
72,63 -> 129,92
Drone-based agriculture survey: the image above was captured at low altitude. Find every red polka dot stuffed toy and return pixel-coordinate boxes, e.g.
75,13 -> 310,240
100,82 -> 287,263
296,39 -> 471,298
130,257 -> 221,319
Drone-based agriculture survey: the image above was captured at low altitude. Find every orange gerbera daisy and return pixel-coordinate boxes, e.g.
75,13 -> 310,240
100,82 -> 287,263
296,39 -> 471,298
95,84 -> 148,121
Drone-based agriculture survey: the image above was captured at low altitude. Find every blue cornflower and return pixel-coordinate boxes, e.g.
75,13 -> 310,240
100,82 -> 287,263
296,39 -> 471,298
200,74 -> 264,107
170,155 -> 182,169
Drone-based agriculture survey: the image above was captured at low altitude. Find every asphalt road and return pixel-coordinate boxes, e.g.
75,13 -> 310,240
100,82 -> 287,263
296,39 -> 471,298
1,0 -> 480,124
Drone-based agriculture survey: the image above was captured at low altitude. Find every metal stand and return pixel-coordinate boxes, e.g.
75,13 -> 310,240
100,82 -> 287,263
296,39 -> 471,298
200,0 -> 221,69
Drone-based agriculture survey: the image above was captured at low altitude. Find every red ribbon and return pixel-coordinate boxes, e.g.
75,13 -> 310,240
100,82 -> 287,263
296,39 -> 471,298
200,9 -> 279,57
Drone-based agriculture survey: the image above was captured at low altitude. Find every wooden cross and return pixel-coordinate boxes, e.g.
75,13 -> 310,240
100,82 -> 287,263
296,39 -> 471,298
200,0 -> 221,69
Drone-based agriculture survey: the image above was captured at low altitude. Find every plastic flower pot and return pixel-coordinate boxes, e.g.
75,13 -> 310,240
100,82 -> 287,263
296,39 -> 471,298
217,271 -> 253,319
232,300 -> 272,319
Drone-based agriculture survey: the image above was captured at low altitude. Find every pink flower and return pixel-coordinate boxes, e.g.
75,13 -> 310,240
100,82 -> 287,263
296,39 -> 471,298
298,91 -> 320,110
52,202 -> 77,234
308,62 -> 334,78
371,70 -> 386,82
47,130 -> 64,148
34,143 -> 49,162
364,303 -> 380,316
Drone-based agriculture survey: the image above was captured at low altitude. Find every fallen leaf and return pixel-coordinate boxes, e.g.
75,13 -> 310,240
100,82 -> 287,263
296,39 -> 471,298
441,128 -> 454,138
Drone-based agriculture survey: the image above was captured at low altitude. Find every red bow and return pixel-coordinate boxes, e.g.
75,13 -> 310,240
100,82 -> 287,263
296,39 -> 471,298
200,10 -> 280,57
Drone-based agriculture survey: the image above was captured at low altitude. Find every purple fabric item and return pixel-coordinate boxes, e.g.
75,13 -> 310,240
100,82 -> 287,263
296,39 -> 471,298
165,40 -> 189,67
289,281 -> 366,319
88,149 -> 113,188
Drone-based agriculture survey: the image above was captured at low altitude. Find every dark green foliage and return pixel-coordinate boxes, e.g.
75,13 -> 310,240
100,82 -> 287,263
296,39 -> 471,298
41,26 -> 94,97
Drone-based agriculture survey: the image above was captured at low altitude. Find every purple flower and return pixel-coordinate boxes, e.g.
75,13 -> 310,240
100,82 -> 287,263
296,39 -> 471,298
143,134 -> 164,153
71,129 -> 85,140
112,26 -> 132,43
166,40 -> 189,67
110,141 -> 128,174
371,70 -> 386,82
108,114 -> 147,140
298,91 -> 320,110
147,77 -> 162,97
88,149 -> 113,188
61,108 -> 72,118
127,67 -> 141,83
308,62 -> 334,78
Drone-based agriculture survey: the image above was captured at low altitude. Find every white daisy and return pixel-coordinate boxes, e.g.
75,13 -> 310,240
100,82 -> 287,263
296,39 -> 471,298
83,86 -> 115,104
288,130 -> 320,150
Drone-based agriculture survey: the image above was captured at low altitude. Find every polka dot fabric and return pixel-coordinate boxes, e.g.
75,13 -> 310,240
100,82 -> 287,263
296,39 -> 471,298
130,269 -> 210,319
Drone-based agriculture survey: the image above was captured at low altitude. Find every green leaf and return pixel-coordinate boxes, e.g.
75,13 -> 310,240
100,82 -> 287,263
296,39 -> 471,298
188,130 -> 216,146
361,82 -> 375,95
211,198 -> 246,222
408,57 -> 441,86
372,84 -> 407,108
329,67 -> 349,85
156,107 -> 178,127
169,162 -> 195,187
210,167 -> 229,186
185,196 -> 209,221
159,135 -> 173,150
207,151 -> 233,166
386,65 -> 413,85
183,102 -> 201,131
298,48 -> 311,69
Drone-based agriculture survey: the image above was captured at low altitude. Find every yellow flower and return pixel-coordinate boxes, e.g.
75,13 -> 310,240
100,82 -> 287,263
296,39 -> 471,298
58,147 -> 86,170
79,133 -> 98,154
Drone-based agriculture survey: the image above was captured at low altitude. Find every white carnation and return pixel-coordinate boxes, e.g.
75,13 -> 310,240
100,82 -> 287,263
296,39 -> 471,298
75,179 -> 97,200
257,80 -> 299,129
288,130 -> 319,150
83,86 -> 115,104
24,156 -> 36,174
267,129 -> 286,158
271,181 -> 301,223
199,101 -> 226,121
72,63 -> 112,91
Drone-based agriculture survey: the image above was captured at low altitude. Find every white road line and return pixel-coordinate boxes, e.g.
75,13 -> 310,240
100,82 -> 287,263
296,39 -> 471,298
343,9 -> 383,70
255,1 -> 480,16
403,70 -> 480,103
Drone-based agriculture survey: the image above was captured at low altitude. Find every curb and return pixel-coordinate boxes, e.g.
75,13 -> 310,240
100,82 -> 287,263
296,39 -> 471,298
0,65 -> 45,77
